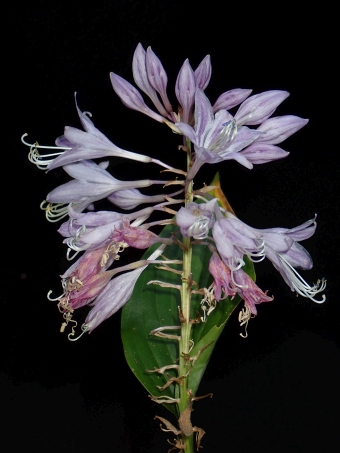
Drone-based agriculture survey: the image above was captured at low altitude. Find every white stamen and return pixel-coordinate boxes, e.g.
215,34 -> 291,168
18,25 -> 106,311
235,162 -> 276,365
208,119 -> 237,153
22,134 -> 71,170
278,254 -> 326,303
239,239 -> 266,263
229,258 -> 248,288
40,200 -> 69,222
64,224 -> 88,259
188,217 -> 210,240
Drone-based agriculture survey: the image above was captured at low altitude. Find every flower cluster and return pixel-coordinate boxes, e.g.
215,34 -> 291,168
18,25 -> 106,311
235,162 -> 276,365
24,42 -> 325,338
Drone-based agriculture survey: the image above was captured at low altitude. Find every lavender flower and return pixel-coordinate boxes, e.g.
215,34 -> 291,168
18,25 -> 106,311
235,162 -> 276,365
212,88 -> 252,113
175,89 -> 263,180
239,115 -> 309,165
176,89 -> 308,180
111,42 -> 212,125
46,159 -> 168,211
24,43 -> 326,354
175,59 -> 196,124
176,199 -> 219,239
107,188 -> 166,210
82,266 -> 146,333
212,213 -> 326,303
23,94 -> 174,172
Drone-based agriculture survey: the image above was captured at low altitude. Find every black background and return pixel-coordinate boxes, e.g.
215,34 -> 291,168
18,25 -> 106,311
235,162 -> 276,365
3,1 -> 339,452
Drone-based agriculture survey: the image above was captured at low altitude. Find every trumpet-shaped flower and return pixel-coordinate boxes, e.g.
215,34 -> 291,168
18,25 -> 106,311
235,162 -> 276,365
46,159 -> 168,209
176,89 -> 263,180
83,266 -> 145,332
53,95 -> 161,170
176,89 -> 308,180
176,199 -> 220,239
23,94 -> 174,172
212,213 -> 326,303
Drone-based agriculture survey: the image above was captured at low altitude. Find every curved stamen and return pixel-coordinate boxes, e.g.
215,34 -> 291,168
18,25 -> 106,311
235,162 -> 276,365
22,134 -> 71,170
21,134 -> 72,151
228,258 -> 247,288
239,239 -> 266,263
188,217 -> 211,240
209,119 -> 237,153
278,254 -> 326,303
40,201 -> 69,222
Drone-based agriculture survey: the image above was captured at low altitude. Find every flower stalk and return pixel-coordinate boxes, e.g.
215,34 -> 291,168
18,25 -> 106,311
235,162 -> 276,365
177,140 -> 195,452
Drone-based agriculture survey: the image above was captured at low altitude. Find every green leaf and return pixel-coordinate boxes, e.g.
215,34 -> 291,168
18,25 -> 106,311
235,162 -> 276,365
121,174 -> 256,415
121,224 -> 182,416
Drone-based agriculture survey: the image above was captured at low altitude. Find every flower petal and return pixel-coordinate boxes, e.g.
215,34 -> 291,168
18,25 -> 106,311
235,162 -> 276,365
235,90 -> 290,126
213,88 -> 252,113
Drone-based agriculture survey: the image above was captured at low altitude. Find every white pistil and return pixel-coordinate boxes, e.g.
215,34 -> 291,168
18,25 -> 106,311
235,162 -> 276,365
68,323 -> 89,341
22,134 -> 71,170
278,254 -> 326,303
40,201 -> 69,222
47,289 -> 65,301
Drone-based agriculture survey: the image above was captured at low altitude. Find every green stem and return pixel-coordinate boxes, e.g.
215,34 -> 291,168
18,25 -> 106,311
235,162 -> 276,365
178,139 -> 195,453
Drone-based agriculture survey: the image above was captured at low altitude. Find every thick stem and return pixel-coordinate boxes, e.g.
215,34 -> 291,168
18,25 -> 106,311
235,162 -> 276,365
178,139 -> 195,453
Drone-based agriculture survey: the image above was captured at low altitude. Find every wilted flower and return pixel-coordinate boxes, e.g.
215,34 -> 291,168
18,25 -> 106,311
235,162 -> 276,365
58,204 -> 155,253
232,268 -> 273,315
49,241 -> 125,320
110,218 -> 173,249
82,244 -> 169,332
208,252 -> 236,301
